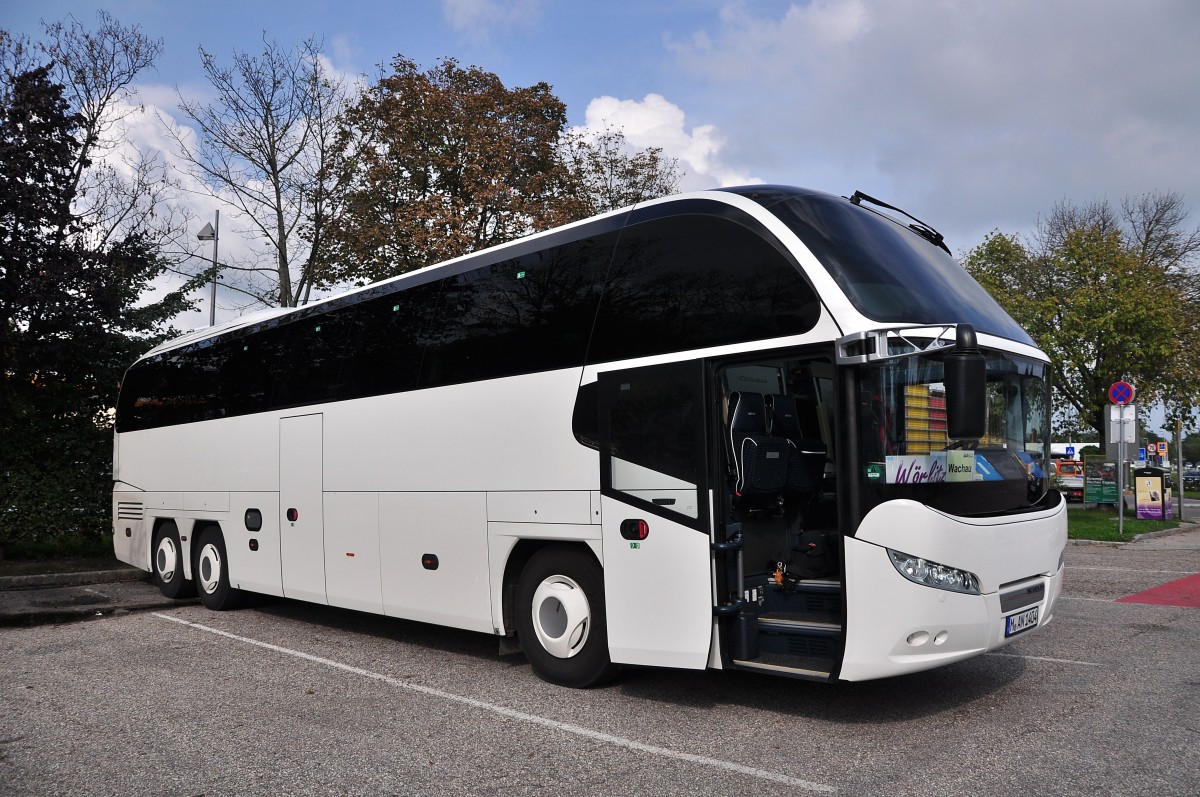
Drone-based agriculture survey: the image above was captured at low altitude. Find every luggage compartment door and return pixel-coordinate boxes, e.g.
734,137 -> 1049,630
280,413 -> 326,604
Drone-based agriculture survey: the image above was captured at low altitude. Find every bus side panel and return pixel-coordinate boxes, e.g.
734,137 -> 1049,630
324,491 -> 383,613
321,370 -> 594,494
226,491 -> 283,597
114,417 -> 280,494
380,492 -> 493,634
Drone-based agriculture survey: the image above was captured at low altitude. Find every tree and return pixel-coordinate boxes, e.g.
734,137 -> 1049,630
324,57 -> 569,285
169,36 -> 350,308
1183,432 -> 1200,464
556,125 -> 682,217
0,66 -> 191,557
964,194 -> 1200,448
40,11 -> 170,246
1,12 -> 184,254
326,58 -> 683,286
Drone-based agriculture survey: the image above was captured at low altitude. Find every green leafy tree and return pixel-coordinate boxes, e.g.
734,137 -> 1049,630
0,66 -> 191,558
1182,432 -> 1200,464
964,195 -> 1200,449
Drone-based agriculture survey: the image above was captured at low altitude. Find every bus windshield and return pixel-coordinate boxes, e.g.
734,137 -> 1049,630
858,349 -> 1050,518
728,186 -> 1035,347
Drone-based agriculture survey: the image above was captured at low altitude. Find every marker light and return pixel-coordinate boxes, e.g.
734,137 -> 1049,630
887,549 -> 980,595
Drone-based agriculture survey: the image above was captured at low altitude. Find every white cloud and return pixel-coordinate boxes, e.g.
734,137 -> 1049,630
579,93 -> 761,191
441,0 -> 543,42
86,94 -> 276,330
666,0 -> 1200,247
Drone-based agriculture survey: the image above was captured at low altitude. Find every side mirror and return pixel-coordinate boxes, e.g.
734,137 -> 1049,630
944,324 -> 986,440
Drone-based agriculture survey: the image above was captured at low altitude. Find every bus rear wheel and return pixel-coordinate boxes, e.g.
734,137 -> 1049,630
152,522 -> 195,599
515,546 -> 616,688
194,527 -> 243,611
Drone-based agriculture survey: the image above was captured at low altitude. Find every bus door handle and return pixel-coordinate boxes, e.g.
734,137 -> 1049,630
711,535 -> 743,552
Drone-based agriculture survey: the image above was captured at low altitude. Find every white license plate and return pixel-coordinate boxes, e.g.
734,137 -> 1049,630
1005,606 -> 1039,637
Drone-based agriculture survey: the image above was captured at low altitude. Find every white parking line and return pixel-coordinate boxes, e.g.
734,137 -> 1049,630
154,613 -> 835,793
986,652 -> 1103,667
1069,566 -> 1195,575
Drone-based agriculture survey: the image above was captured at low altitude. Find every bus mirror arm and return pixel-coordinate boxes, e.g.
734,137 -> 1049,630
944,323 -> 987,441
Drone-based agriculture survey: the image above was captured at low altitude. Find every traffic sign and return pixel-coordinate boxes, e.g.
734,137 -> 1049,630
1108,381 -> 1134,405
1065,446 -> 1075,458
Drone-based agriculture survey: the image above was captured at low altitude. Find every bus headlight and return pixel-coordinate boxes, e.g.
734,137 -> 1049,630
887,549 -> 980,595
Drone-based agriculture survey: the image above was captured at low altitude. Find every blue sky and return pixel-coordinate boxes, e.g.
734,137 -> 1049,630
6,0 -> 1199,249
4,1 -> 1199,431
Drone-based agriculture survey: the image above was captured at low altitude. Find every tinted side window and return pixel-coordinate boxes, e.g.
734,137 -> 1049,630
270,312 -> 353,410
421,233 -> 616,389
339,281 -> 439,400
218,327 -> 284,417
587,211 -> 820,364
117,339 -> 229,431
599,359 -> 706,526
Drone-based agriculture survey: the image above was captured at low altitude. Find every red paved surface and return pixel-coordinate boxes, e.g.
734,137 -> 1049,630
1116,572 -> 1200,607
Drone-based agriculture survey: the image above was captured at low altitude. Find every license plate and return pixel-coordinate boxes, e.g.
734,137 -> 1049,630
1005,606 -> 1039,637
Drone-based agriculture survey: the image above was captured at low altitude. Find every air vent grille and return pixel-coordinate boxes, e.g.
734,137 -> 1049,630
116,502 -> 144,521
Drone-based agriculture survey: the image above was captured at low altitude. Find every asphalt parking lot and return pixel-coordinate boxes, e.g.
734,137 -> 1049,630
1,529 -> 1197,797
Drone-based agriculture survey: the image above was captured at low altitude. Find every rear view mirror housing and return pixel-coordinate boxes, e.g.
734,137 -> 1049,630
944,324 -> 986,440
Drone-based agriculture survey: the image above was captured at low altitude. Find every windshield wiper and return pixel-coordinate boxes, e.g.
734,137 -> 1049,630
849,190 -> 952,255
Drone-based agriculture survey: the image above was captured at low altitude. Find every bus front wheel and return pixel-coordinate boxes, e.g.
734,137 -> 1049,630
515,546 -> 616,688
152,522 -> 195,599
194,527 -> 243,611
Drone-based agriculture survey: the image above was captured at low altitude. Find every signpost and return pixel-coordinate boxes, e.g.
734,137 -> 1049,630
1108,382 -> 1136,537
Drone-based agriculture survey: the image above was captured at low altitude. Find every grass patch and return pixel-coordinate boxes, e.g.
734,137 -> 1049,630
1068,505 -> 1182,541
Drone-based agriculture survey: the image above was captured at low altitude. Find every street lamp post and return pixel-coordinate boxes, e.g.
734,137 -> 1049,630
197,209 -> 220,326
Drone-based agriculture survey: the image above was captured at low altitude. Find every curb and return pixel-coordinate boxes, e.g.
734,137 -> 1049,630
0,597 -> 193,629
1067,522 -> 1200,547
0,568 -> 149,591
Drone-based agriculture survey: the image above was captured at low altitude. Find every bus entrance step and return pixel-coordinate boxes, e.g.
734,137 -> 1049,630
757,617 -> 842,636
732,655 -> 832,680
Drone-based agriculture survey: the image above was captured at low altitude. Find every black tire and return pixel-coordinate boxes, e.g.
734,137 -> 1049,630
194,527 -> 243,611
515,545 -> 617,688
152,522 -> 195,599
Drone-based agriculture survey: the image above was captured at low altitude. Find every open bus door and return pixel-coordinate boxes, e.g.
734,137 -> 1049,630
597,360 -> 714,670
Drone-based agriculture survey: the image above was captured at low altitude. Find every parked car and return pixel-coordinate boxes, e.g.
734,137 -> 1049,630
1055,460 -> 1085,502
1184,469 -> 1200,491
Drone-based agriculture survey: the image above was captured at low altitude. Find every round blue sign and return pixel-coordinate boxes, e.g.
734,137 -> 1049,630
1108,381 -> 1134,405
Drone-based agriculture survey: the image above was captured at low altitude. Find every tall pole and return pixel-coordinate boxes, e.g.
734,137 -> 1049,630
208,209 -> 220,327
1178,418 -> 1185,521
1118,436 -> 1125,537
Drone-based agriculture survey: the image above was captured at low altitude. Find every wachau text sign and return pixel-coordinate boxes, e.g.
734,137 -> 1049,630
884,452 -> 1002,484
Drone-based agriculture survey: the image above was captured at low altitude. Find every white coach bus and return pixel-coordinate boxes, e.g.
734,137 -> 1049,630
112,186 -> 1066,687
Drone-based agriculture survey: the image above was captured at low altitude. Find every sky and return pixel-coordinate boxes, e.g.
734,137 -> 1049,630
3,0 -> 1199,429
